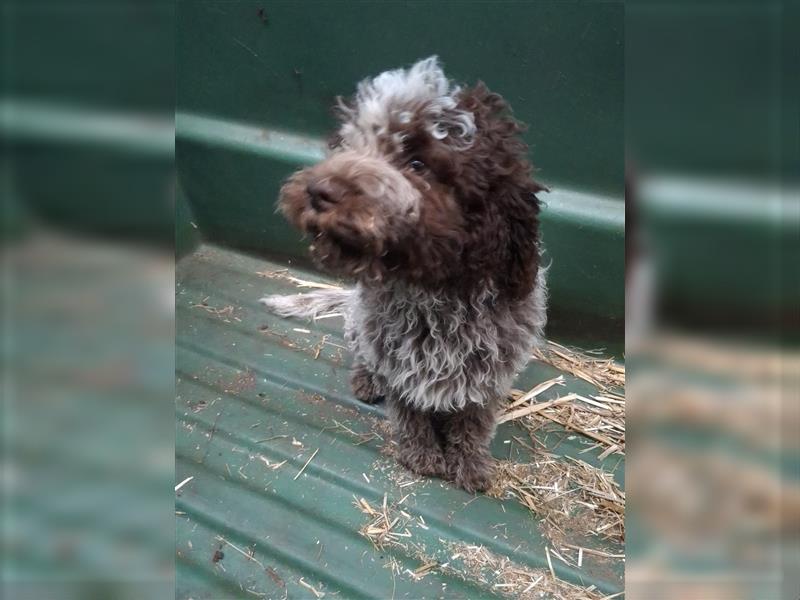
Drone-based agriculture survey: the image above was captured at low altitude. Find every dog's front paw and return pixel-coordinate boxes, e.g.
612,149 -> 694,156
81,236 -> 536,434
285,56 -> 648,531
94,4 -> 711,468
350,364 -> 385,404
448,454 -> 496,493
397,447 -> 448,478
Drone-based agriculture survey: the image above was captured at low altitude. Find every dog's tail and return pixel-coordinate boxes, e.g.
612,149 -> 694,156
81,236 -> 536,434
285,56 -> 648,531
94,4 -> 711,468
259,288 -> 353,320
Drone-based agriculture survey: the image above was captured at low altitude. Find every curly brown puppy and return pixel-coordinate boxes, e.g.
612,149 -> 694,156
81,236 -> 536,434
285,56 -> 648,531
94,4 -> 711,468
261,57 -> 547,492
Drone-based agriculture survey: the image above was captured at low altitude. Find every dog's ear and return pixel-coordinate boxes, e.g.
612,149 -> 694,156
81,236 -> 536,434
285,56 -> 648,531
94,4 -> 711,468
458,82 -> 525,147
458,84 -> 546,299
455,83 -> 547,194
498,183 -> 542,300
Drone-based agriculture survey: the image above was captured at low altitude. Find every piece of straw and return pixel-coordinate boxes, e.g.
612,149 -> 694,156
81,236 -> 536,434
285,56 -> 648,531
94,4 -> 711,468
293,448 -> 319,480
175,476 -> 194,492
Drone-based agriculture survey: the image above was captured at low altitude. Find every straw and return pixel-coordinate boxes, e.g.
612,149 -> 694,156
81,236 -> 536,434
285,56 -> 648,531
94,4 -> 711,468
293,448 -> 319,480
532,340 -> 624,392
256,269 -> 343,290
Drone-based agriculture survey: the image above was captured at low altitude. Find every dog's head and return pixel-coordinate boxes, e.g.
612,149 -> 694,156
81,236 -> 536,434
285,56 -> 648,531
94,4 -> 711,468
279,57 -> 546,298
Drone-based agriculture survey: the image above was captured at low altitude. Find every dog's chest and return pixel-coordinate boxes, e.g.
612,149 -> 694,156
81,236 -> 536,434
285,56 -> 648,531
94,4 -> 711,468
346,283 -> 531,411
355,284 -> 489,352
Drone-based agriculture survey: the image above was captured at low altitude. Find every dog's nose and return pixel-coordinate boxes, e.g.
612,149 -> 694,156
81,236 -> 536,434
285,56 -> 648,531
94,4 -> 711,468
307,179 -> 343,212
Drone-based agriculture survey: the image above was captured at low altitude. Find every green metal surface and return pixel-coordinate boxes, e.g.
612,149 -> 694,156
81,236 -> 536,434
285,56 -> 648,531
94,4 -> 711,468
4,0 -> 174,113
640,175 -> 800,319
177,0 -> 624,197
4,235 -> 174,598
626,1 -> 790,179
176,245 -> 624,599
1,100 -> 175,243
2,3 -> 176,597
177,182 -> 202,260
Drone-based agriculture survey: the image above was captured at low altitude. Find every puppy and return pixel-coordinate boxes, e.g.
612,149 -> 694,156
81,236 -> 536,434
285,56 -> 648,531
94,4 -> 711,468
261,57 -> 547,492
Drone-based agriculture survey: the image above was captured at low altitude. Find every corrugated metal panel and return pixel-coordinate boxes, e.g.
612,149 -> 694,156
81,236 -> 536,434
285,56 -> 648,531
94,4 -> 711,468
176,245 -> 624,598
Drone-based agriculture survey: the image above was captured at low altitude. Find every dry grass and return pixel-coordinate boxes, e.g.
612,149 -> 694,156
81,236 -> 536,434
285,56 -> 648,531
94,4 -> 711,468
354,495 -> 417,551
258,327 -> 341,361
445,541 -> 611,600
256,268 -> 343,290
293,448 -> 319,480
354,497 -> 616,599
499,347 -> 625,550
533,340 -> 624,392
214,535 -> 265,570
505,379 -> 625,458
488,455 -> 625,549
174,476 -> 194,492
324,419 -> 384,446
298,578 -> 326,598
191,297 -> 242,322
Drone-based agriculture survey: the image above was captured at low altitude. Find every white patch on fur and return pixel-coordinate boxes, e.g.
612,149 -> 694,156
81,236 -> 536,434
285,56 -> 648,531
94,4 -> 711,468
337,56 -> 475,155
260,289 -> 353,320
530,263 -> 549,348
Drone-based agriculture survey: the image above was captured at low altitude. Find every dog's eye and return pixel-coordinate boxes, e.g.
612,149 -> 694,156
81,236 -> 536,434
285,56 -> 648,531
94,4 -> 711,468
328,135 -> 343,150
409,159 -> 426,172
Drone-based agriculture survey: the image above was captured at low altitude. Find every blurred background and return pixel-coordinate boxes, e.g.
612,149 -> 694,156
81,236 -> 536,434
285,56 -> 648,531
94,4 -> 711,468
1,1 -> 175,598
1,1 -> 797,599
626,1 -> 798,598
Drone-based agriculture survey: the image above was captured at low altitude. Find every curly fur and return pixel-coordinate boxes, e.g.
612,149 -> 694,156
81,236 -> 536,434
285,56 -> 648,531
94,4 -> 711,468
346,269 -> 547,412
261,57 -> 548,492
336,55 -> 476,154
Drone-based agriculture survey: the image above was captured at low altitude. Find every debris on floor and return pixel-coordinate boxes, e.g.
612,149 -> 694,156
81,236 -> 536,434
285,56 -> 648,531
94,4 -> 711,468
504,384 -> 625,457
488,456 -> 625,547
532,340 -> 625,392
444,541 -> 612,600
178,250 -> 624,598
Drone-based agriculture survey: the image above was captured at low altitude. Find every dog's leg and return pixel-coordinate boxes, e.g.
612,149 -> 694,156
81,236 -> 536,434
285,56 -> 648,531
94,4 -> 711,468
442,403 -> 497,493
349,361 -> 385,404
387,398 -> 447,478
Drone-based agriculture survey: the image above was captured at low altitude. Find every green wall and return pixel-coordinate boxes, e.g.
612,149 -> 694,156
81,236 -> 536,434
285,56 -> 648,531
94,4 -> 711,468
176,1 -> 626,336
